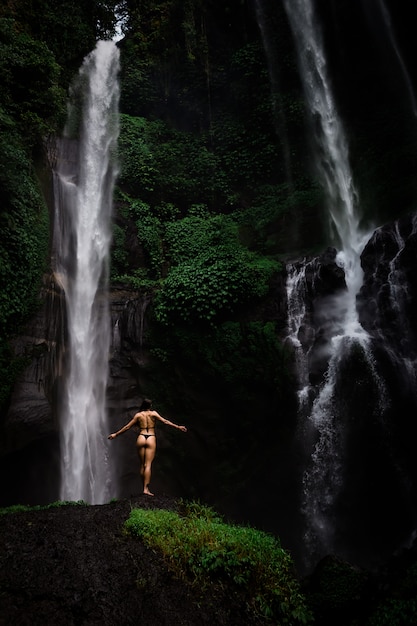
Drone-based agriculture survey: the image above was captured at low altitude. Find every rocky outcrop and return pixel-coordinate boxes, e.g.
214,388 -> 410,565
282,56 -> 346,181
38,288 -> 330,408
286,247 -> 347,385
2,274 -> 65,456
0,496 -> 268,626
358,212 -> 417,347
358,211 -> 417,406
348,212 -> 417,565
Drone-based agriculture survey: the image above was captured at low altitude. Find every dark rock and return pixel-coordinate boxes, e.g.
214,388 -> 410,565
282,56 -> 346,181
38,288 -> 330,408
0,497 -> 267,626
304,555 -> 369,626
358,212 -> 417,344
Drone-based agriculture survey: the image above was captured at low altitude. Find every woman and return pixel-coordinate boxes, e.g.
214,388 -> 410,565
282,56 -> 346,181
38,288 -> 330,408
108,398 -> 187,496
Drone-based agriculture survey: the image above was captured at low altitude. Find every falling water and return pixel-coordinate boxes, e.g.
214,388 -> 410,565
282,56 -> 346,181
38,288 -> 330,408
285,261 -> 314,413
373,217 -> 417,392
282,0 -> 381,561
53,41 -> 120,503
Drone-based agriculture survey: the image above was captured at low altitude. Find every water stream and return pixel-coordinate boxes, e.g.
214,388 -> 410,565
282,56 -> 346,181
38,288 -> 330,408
282,0 -> 381,561
53,40 -> 120,503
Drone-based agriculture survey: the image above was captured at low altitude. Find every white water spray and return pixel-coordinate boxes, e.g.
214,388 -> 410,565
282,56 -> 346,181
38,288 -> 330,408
285,261 -> 314,412
53,41 -> 120,503
374,218 -> 417,392
283,0 -> 381,559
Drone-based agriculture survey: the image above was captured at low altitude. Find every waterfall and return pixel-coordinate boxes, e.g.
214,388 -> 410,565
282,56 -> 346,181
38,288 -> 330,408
282,0 -> 385,563
53,41 -> 120,503
370,217 -> 417,393
285,261 -> 314,413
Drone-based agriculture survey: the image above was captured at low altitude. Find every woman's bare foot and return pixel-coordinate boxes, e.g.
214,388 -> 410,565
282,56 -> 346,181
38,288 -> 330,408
143,485 -> 154,496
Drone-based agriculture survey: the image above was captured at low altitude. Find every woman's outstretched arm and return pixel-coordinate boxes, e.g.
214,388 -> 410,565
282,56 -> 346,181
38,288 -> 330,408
153,411 -> 187,432
108,415 -> 138,439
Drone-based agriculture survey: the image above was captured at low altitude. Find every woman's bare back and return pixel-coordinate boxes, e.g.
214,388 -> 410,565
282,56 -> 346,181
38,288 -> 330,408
136,409 -> 157,432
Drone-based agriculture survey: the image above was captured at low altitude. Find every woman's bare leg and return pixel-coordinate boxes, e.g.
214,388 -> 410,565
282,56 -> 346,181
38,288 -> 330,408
138,444 -> 146,485
137,436 -> 156,495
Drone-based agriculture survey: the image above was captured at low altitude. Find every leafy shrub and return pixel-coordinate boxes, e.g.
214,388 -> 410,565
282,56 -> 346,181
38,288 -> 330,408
0,20 -> 59,408
154,213 -> 281,324
117,115 -> 157,195
117,113 -> 227,210
0,500 -> 88,515
362,560 -> 417,626
113,270 -> 159,293
164,213 -> 235,264
125,502 -> 313,624
154,246 -> 280,325
366,598 -> 417,626
111,223 -> 129,275
202,320 -> 288,390
116,193 -> 164,278
237,181 -> 323,236
0,18 -> 66,145
0,114 -> 49,339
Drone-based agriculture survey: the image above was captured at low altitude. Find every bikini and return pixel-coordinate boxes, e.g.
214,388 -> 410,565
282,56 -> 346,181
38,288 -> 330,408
140,433 -> 155,440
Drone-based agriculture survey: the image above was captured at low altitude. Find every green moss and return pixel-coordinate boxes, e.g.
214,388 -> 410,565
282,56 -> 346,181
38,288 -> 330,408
0,500 -> 88,515
125,501 -> 313,624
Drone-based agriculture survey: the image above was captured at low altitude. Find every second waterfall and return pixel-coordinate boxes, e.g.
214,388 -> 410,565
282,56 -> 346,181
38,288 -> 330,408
53,41 -> 120,504
282,0 -> 387,566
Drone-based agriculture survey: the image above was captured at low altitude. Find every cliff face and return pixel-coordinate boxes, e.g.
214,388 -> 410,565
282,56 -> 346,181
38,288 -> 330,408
0,267 -> 293,508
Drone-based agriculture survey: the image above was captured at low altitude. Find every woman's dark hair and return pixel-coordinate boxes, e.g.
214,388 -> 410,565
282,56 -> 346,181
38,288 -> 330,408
139,398 -> 152,410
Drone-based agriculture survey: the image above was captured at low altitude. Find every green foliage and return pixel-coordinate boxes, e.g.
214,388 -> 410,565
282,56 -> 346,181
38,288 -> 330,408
154,249 -> 280,326
118,114 -> 227,210
113,271 -> 159,293
0,1 -> 119,83
0,114 -> 49,337
116,0 -> 314,253
118,0 -> 221,123
365,598 -> 417,626
117,115 -> 157,194
163,213 -> 234,264
111,223 -> 129,275
0,18 -> 66,145
362,561 -> 417,626
0,18 -> 60,408
112,203 -> 282,324
211,113 -> 280,192
125,502 -> 313,624
203,320 -> 289,392
0,104 -> 50,408
127,195 -> 163,277
237,180 -> 323,236
153,212 -> 281,325
0,500 -> 88,515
